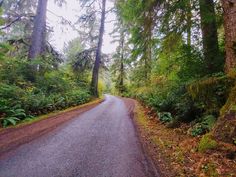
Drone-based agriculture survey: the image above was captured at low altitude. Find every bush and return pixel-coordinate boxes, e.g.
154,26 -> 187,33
0,64 -> 92,127
158,112 -> 173,123
0,86 -> 92,127
190,115 -> 217,137
35,71 -> 71,94
0,100 -> 26,127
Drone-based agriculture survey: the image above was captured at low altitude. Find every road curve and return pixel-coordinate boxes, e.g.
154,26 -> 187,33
0,95 -> 157,177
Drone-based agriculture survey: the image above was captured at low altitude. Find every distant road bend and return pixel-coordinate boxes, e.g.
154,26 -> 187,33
0,95 -> 159,177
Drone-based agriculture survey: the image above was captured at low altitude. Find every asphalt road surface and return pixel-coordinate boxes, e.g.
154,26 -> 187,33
0,95 -> 158,177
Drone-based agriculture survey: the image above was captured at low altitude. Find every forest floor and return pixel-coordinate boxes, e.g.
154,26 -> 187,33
127,99 -> 236,177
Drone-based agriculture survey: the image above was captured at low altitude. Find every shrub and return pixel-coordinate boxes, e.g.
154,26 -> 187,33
66,90 -> 91,106
0,69 -> 92,127
35,71 -> 71,94
158,112 -> 173,123
0,101 -> 26,127
190,115 -> 217,137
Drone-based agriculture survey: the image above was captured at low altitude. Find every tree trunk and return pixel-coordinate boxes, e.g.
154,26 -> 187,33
90,0 -> 106,97
143,10 -> 153,83
119,30 -> 125,93
0,0 -> 4,7
186,0 -> 192,46
28,0 -> 48,59
222,0 -> 236,72
199,0 -> 220,73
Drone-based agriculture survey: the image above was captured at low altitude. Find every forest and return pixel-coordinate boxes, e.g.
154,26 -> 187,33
0,0 -> 235,176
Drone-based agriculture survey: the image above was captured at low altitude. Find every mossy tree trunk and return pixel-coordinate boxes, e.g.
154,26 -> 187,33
199,0 -> 220,73
222,0 -> 236,72
213,1 -> 236,144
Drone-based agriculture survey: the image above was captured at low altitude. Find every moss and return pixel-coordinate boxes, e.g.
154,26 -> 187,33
213,111 -> 236,143
198,134 -> 218,153
211,74 -> 236,143
220,85 -> 236,115
227,69 -> 236,79
187,75 -> 234,115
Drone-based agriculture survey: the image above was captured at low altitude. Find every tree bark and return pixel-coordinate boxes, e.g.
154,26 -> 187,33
186,0 -> 192,46
90,0 -> 106,97
143,9 -> 153,83
199,0 -> 220,72
222,0 -> 236,72
119,29 -> 125,93
0,0 -> 4,7
28,0 -> 48,60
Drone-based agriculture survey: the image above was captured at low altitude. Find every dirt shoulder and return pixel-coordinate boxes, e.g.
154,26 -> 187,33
124,98 -> 236,177
0,99 -> 103,156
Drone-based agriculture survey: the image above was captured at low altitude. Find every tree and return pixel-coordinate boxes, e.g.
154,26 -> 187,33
110,17 -> 129,94
28,0 -> 48,59
64,37 -> 84,62
199,0 -> 220,72
118,0 -> 157,85
222,0 -> 236,72
90,0 -> 106,97
0,0 -> 37,40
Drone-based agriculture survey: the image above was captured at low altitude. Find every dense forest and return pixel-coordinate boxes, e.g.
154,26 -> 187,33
0,0 -> 235,175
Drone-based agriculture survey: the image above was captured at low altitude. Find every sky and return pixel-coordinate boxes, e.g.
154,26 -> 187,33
47,0 -> 118,55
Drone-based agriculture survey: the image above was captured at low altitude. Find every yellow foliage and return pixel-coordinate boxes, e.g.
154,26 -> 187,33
187,77 -> 221,99
227,69 -> 236,79
198,134 -> 218,153
98,79 -> 105,96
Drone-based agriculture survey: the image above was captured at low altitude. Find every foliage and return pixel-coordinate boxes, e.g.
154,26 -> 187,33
0,52 -> 92,127
0,101 -> 26,127
158,112 -> 173,123
190,115 -> 217,137
187,74 -> 234,115
198,134 -> 218,153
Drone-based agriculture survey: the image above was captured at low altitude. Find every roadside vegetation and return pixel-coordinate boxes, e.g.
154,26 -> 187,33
0,45 -> 92,127
111,0 -> 236,146
0,1 -> 96,127
134,102 -> 236,176
0,0 -> 235,175
110,0 -> 236,175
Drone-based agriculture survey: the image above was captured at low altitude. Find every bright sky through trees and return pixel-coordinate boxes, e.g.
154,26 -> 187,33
47,0 -> 117,54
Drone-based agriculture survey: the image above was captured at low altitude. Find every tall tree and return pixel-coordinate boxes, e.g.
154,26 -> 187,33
111,24 -> 128,93
90,0 -> 106,97
118,0 -> 158,85
28,0 -> 48,59
199,0 -> 220,72
222,0 -> 236,72
186,0 -> 192,46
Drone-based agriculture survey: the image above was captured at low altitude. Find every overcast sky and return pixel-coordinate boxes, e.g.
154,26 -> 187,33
47,0 -> 117,54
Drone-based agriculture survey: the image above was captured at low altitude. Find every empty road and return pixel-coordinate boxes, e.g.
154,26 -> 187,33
0,95 -> 158,177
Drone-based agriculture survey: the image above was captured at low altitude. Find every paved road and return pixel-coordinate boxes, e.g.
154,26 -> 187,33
0,95 -> 157,177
